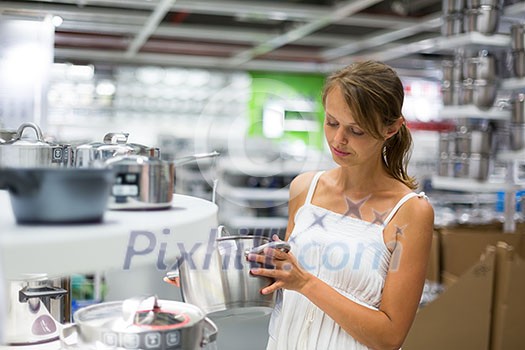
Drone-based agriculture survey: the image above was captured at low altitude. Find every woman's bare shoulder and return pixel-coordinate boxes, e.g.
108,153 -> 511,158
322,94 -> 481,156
289,171 -> 319,201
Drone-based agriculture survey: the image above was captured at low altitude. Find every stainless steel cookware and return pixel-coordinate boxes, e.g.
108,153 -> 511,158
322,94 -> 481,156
510,123 -> 525,150
173,225 -> 290,317
454,153 -> 491,180
105,151 -> 219,210
463,51 -> 498,81
464,6 -> 500,35
466,0 -> 501,8
513,50 -> 525,78
472,79 -> 497,109
0,123 -> 69,168
512,93 -> 525,124
442,13 -> 463,36
0,167 -> 114,224
5,274 -> 68,346
511,24 -> 525,50
75,132 -> 160,168
60,295 -> 217,350
442,0 -> 464,14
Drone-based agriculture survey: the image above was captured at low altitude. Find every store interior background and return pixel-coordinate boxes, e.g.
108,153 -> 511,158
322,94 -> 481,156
1,0 -> 524,349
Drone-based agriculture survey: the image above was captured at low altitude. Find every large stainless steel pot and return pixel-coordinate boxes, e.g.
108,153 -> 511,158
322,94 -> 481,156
75,132 -> 160,168
5,274 -> 68,346
105,151 -> 219,210
0,123 -> 69,168
60,295 -> 217,350
0,167 -> 114,224
171,226 -> 290,317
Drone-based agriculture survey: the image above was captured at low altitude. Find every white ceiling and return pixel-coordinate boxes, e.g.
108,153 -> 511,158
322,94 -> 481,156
0,0 -> 513,75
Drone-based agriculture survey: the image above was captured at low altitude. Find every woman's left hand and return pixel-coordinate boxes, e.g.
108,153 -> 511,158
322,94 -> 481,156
247,235 -> 312,295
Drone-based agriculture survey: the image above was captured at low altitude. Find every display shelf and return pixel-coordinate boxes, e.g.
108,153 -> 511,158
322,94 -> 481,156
501,77 -> 525,91
0,191 -> 218,279
220,183 -> 290,202
439,105 -> 510,120
497,149 -> 525,162
431,32 -> 510,53
431,175 -> 520,193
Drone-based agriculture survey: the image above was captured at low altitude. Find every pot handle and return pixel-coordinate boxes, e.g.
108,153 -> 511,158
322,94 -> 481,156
249,241 -> 291,255
13,122 -> 45,142
172,151 -> 220,166
201,317 -> 219,347
59,323 -> 79,348
216,225 -> 232,239
122,295 -> 159,326
103,132 -> 129,144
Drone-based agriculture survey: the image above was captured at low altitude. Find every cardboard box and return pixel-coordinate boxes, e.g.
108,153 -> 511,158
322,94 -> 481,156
425,230 -> 440,283
403,246 -> 495,350
439,223 -> 525,283
491,242 -> 525,350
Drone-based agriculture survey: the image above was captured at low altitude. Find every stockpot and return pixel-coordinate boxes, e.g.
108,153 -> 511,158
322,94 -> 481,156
105,151 -> 219,210
60,295 -> 217,350
171,226 -> 290,317
0,123 -> 69,168
75,132 -> 160,168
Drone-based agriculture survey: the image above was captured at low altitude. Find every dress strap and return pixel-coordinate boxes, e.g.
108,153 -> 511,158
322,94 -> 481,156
383,192 -> 428,226
304,171 -> 325,205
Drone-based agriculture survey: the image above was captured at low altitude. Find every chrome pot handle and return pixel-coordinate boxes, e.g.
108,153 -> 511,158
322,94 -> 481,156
14,122 -> 44,142
216,225 -> 232,239
103,132 -> 129,144
122,295 -> 159,326
201,317 -> 219,347
60,323 -> 79,348
172,150 -> 220,166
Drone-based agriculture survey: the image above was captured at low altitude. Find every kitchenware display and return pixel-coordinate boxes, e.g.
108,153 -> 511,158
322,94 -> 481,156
464,5 -> 500,35
0,123 -> 70,168
512,93 -> 525,124
511,24 -> 525,50
60,295 -> 217,350
441,12 -> 464,36
512,50 -> 525,78
472,79 -> 497,109
5,273 -> 68,346
510,123 -> 525,150
0,167 -> 114,224
75,132 -> 160,168
454,152 -> 491,180
105,151 -> 219,210
173,225 -> 291,317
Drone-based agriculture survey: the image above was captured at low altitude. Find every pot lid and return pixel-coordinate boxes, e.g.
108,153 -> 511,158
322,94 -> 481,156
105,154 -> 166,166
78,132 -> 159,157
2,123 -> 55,148
74,296 -> 204,333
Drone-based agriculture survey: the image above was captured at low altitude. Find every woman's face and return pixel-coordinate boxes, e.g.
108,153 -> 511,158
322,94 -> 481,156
324,85 -> 385,168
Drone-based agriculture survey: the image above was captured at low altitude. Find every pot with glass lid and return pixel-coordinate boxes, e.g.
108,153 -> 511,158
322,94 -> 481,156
60,295 -> 218,350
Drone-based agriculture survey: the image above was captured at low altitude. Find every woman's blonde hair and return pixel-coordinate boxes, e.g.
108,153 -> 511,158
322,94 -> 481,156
322,60 -> 417,190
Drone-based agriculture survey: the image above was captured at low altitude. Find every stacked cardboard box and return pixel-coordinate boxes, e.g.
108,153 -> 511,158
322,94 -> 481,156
404,223 -> 525,350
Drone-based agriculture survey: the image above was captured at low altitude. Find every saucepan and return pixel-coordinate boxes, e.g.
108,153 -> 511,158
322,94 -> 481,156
167,225 -> 290,317
60,295 -> 217,350
0,167 -> 114,224
106,151 -> 219,210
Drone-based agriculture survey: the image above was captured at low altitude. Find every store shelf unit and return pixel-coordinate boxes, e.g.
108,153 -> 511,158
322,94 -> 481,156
440,105 -> 510,120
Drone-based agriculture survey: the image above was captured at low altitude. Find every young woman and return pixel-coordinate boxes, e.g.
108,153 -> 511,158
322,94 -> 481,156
248,60 -> 434,350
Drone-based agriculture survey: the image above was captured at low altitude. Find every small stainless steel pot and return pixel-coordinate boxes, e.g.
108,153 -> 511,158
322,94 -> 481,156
512,93 -> 525,124
106,151 -> 219,210
510,123 -> 525,150
75,132 -> 160,168
513,50 -> 525,78
473,79 -> 497,109
443,0 -> 464,14
441,13 -> 463,36
0,123 -> 69,168
174,226 -> 290,317
60,295 -> 217,350
511,24 -> 525,51
454,153 -> 491,180
464,6 -> 500,35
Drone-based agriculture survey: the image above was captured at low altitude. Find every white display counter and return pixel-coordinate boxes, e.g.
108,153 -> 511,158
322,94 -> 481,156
0,190 -> 218,279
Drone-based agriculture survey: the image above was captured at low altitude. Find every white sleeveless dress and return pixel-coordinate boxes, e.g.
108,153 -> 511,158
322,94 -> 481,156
267,171 -> 426,350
